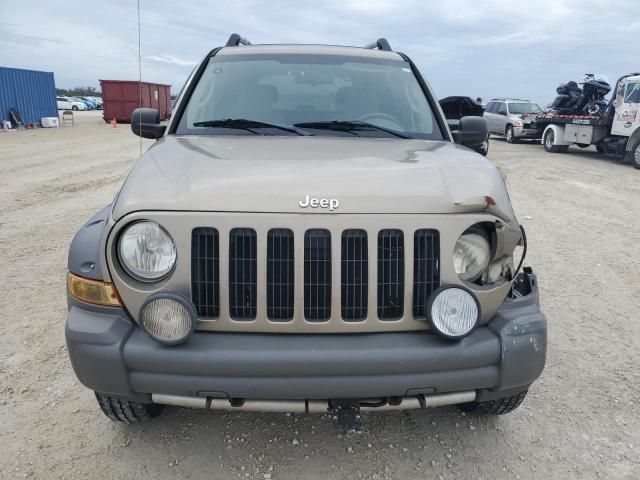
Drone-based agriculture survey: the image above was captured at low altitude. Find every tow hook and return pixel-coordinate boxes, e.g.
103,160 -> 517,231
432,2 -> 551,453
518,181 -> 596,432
330,399 -> 361,432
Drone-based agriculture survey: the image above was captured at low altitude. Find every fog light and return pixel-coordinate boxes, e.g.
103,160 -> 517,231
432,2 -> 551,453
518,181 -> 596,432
139,292 -> 196,345
427,286 -> 480,339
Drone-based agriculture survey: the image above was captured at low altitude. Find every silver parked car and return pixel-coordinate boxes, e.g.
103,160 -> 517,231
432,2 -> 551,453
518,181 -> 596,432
65,34 -> 546,430
484,99 -> 542,143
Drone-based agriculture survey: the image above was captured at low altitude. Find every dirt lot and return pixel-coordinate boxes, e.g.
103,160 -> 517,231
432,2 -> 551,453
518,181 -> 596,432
1,111 -> 638,479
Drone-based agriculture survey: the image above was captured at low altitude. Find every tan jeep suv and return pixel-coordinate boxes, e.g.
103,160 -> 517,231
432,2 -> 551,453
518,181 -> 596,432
65,34 -> 546,429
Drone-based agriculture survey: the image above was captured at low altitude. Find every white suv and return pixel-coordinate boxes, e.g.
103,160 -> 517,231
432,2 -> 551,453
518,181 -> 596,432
484,99 -> 541,143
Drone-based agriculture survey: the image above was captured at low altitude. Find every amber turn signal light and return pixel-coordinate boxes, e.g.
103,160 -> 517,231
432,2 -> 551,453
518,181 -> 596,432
67,273 -> 122,307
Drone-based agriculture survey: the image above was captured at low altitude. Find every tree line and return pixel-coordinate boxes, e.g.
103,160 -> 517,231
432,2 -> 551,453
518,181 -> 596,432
55,86 -> 101,97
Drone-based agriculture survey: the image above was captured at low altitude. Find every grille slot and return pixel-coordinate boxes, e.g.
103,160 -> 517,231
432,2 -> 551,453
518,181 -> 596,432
413,229 -> 440,319
191,227 -> 220,318
304,229 -> 331,321
378,229 -> 404,319
267,229 -> 295,321
341,229 -> 368,321
229,228 -> 257,320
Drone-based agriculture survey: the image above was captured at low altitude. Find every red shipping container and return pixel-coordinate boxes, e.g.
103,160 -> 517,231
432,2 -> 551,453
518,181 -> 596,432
100,80 -> 171,123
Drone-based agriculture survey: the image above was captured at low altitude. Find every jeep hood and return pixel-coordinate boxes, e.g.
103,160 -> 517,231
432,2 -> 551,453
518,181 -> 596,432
112,136 -> 515,220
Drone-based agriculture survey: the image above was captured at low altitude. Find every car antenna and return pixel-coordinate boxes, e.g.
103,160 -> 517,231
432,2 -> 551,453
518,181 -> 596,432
137,0 -> 143,156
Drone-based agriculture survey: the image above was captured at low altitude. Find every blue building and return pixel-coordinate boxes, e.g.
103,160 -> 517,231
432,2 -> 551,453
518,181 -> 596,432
0,66 -> 57,126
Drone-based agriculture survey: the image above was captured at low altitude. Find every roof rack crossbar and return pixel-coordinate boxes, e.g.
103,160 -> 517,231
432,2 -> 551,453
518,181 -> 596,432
226,33 -> 252,47
364,38 -> 392,51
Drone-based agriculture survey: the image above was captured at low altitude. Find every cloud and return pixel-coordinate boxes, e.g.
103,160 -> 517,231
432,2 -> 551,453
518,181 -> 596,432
1,0 -> 639,103
145,55 -> 197,67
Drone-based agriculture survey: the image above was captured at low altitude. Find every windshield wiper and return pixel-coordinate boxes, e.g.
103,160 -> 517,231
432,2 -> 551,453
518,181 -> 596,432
294,120 -> 410,139
192,118 -> 311,136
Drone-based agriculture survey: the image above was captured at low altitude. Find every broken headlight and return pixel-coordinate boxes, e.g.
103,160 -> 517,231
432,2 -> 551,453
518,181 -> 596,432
453,227 -> 491,282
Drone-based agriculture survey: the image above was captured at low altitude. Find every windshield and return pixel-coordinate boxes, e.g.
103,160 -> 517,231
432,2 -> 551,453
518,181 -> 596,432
508,103 -> 541,114
176,54 -> 443,139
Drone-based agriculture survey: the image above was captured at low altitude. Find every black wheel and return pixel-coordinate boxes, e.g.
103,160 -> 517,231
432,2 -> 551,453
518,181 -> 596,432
543,129 -> 569,153
585,103 -> 603,116
626,141 -> 640,169
576,143 -> 590,148
95,392 -> 163,423
72,105 -> 79,111
596,144 -> 605,154
505,125 -> 518,143
457,390 -> 528,416
474,140 -> 489,156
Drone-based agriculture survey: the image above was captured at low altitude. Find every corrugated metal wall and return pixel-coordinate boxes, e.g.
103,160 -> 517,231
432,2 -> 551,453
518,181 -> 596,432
0,66 -> 58,125
100,80 -> 172,122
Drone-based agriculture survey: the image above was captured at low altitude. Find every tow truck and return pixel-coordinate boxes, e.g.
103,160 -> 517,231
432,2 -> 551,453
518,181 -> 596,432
522,73 -> 640,169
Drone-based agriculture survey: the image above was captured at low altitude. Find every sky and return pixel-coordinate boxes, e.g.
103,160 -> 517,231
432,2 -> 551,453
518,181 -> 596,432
1,0 -> 639,105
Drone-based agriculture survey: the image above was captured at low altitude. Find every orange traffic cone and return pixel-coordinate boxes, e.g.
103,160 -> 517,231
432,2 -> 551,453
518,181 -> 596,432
111,118 -> 118,128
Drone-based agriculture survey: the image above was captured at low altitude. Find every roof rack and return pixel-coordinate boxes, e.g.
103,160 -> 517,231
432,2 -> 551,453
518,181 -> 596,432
226,33 -> 252,47
224,33 -> 392,51
490,98 -> 531,102
363,38 -> 392,51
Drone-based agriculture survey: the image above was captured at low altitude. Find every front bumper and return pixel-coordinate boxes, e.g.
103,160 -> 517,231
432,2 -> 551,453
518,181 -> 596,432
66,273 -> 546,404
514,126 -> 541,139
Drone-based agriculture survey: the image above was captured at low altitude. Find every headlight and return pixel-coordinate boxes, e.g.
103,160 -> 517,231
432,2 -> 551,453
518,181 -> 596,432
428,286 -> 480,339
453,229 -> 491,282
515,120 -> 523,127
140,292 -> 196,345
118,221 -> 176,282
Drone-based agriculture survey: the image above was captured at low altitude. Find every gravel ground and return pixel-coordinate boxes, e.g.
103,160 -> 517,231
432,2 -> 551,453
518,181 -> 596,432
1,111 -> 638,479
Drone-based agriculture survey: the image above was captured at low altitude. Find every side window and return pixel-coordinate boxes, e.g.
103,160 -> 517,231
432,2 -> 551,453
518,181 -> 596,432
624,82 -> 640,103
485,102 -> 494,113
497,103 -> 507,115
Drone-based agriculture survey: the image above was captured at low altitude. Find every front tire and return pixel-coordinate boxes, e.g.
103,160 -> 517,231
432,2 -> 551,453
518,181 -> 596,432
474,140 -> 489,156
458,390 -> 528,416
72,105 -> 79,111
626,141 -> 640,169
505,125 -> 518,143
585,103 -> 603,116
543,129 -> 569,153
95,392 -> 163,423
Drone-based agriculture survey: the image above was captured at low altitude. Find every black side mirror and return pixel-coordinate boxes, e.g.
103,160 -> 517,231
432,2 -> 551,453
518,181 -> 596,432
451,116 -> 488,147
131,108 -> 166,139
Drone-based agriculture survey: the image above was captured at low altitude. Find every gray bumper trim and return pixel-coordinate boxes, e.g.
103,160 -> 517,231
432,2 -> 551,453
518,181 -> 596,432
66,275 -> 546,402
151,391 -> 477,412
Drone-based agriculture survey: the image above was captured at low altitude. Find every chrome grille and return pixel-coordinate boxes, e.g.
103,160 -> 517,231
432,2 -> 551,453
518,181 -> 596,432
412,229 -> 440,319
267,229 -> 294,321
341,229 -> 368,321
377,229 -> 404,319
229,228 -> 257,320
303,229 -> 332,321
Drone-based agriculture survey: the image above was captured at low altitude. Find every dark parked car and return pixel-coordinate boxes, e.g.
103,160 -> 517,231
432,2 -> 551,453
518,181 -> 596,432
439,96 -> 489,155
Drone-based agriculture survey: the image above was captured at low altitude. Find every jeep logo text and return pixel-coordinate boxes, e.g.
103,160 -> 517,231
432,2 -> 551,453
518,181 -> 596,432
298,195 -> 340,211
